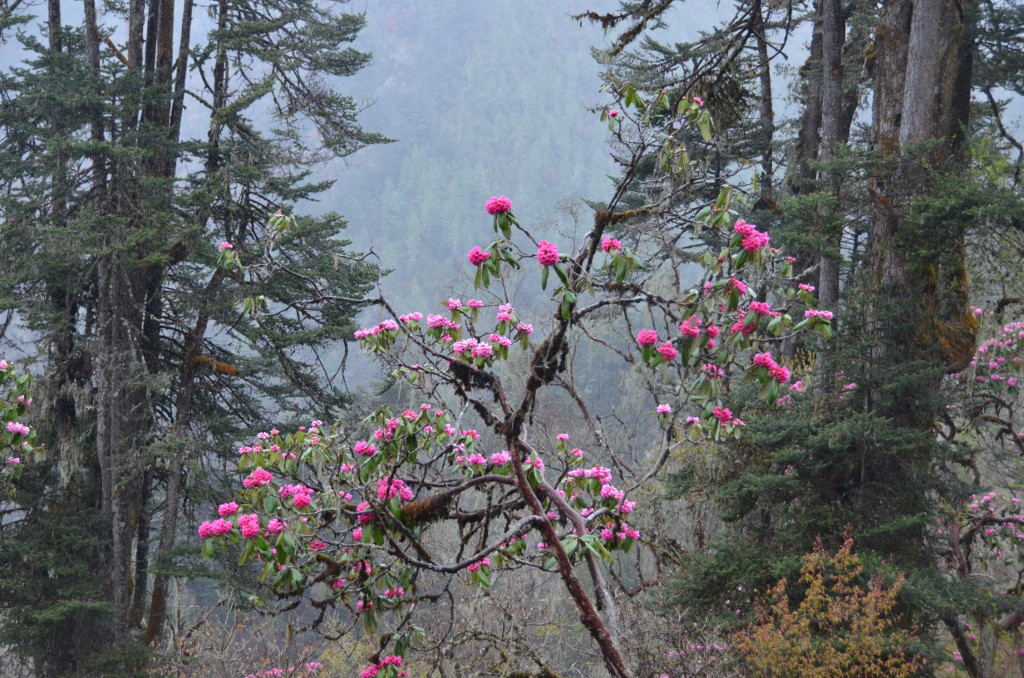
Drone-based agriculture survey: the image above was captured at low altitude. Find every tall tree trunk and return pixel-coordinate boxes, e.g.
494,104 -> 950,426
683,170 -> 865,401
789,2 -> 823,198
869,0 -> 975,383
752,0 -> 774,198
95,255 -> 151,646
46,0 -> 61,52
816,0 -> 843,308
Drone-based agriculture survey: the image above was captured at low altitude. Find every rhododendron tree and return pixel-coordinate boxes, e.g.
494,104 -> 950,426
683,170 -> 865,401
198,107 -> 831,676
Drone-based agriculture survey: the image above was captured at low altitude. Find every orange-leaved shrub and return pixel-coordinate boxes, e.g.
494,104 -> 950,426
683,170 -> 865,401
734,538 -> 924,678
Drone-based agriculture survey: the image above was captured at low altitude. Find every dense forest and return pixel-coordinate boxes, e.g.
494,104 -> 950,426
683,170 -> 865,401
3,1 -> 1024,677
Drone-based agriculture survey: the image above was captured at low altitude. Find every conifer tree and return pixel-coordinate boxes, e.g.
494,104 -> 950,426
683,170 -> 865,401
0,0 -> 383,673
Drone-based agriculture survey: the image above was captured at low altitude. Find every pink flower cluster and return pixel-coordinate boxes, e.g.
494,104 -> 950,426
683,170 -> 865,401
238,513 -> 260,539
637,329 -> 659,346
600,523 -> 640,541
467,246 -> 491,266
5,421 -> 29,436
376,477 -> 414,502
657,342 -> 678,361
427,314 -> 459,330
537,241 -> 559,266
198,518 -> 234,538
804,309 -> 834,320
734,219 -> 770,252
485,195 -> 512,215
567,465 -> 613,485
752,351 -> 791,383
242,467 -> 273,488
360,655 -> 406,678
399,312 -> 423,324
353,440 -> 376,456
730,310 -> 757,337
749,301 -> 772,316
602,237 -> 622,253
280,484 -> 313,509
354,318 -> 403,340
961,321 -> 1024,386
467,557 -> 491,572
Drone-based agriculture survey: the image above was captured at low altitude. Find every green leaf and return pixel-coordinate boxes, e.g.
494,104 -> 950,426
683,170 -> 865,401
541,265 -> 550,291
698,111 -> 712,142
553,263 -> 569,287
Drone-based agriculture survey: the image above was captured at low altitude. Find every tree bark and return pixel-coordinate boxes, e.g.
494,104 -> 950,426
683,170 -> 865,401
816,0 -> 843,308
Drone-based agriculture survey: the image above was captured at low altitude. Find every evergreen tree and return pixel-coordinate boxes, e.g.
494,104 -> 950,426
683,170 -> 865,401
0,0 -> 383,674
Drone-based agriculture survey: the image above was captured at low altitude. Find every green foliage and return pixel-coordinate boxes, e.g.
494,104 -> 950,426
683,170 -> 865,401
0,0 -> 384,672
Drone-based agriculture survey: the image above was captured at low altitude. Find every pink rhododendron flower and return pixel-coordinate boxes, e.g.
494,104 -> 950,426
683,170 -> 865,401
356,501 -> 374,524
376,477 -> 414,502
657,341 -> 678,361
734,219 -> 757,237
679,317 -> 701,338
243,467 -> 273,488
657,404 -> 672,414
608,109 -> 619,117
537,241 -> 559,266
725,278 -> 747,295
219,241 -> 233,250
467,246 -> 491,266
602,237 -> 622,253
211,518 -> 233,535
353,440 -> 376,456
238,513 -> 260,539
485,195 -> 512,214
636,329 -> 659,346
467,558 -> 491,573
218,502 -> 239,517
805,309 -> 834,320
712,406 -> 733,423
693,96 -> 704,107
353,527 -> 363,541
267,518 -> 286,534
6,421 -> 29,436
799,283 -> 815,292
516,322 -> 533,334
742,230 -> 770,252
749,301 -> 772,316
198,521 -> 215,538
471,343 -> 493,358
490,450 -> 512,465
292,491 -> 312,509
